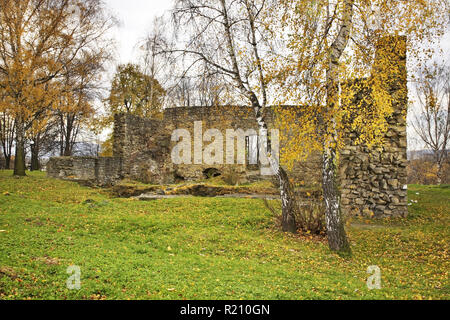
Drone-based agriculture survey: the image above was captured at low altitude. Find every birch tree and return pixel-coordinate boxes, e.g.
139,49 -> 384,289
412,63 -> 450,184
171,0 -> 448,252
269,0 -> 449,251
172,0 -> 298,233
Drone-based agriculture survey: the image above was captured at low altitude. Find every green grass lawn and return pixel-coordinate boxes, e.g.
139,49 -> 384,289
0,170 -> 448,300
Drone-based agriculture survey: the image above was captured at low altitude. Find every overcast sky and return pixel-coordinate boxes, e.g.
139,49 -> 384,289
106,0 -> 174,66
105,0 -> 449,81
89,1 -> 174,140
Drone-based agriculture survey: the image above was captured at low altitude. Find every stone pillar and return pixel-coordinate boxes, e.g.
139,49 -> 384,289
340,35 -> 408,218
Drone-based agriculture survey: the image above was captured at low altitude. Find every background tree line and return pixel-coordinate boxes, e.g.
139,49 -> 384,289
0,0 -> 115,173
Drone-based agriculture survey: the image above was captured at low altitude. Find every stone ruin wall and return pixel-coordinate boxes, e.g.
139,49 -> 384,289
47,36 -> 408,218
163,106 -> 276,182
109,105 -> 321,185
112,113 -> 174,184
46,156 -> 122,186
339,36 -> 408,217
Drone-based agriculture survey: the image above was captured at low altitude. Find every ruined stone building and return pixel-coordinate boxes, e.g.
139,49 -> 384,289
48,36 -> 408,218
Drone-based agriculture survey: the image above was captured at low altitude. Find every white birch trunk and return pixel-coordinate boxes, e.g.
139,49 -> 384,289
322,0 -> 354,252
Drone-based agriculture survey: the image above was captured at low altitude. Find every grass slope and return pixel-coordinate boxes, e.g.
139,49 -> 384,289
0,171 -> 448,300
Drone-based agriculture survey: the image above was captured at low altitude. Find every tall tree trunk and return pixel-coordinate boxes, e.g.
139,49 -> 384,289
251,96 -> 297,233
59,116 -> 64,157
436,162 -> 443,185
30,142 -> 40,171
219,0 -> 297,233
278,166 -> 297,233
5,155 -> 11,169
63,140 -> 72,156
13,119 -> 26,176
1,114 -> 15,169
323,146 -> 350,252
322,0 -> 354,252
64,115 -> 73,156
322,78 -> 351,251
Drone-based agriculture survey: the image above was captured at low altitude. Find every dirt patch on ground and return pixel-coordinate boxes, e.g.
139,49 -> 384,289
167,184 -> 252,197
0,266 -> 18,279
111,181 -> 322,200
24,217 -> 45,226
166,184 -> 281,197
136,193 -> 281,201
33,255 -> 61,265
112,182 -> 279,198
110,184 -> 161,198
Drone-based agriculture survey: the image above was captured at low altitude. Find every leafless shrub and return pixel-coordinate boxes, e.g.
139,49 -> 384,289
263,191 -> 326,235
295,200 -> 326,235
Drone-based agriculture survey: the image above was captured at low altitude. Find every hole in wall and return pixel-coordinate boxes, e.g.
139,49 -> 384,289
174,172 -> 186,183
203,168 -> 222,179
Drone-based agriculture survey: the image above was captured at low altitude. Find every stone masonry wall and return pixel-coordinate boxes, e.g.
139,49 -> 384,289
113,114 -> 174,184
46,156 -> 122,186
339,36 -> 408,217
164,106 -> 275,182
